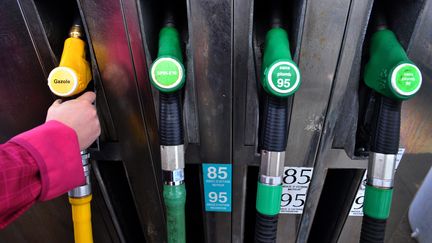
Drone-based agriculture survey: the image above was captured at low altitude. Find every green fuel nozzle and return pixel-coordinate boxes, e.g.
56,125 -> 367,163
150,27 -> 185,93
360,11 -> 422,243
261,28 -> 301,98
254,25 -> 299,242
150,22 -> 186,243
364,29 -> 422,101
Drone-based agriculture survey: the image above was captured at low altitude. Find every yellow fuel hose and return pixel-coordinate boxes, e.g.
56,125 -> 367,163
69,195 -> 93,243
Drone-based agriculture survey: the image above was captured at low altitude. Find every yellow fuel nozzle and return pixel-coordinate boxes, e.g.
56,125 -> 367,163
48,24 -> 92,97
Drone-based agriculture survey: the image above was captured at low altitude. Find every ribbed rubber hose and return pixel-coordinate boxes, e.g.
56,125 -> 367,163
159,92 -> 184,145
360,215 -> 387,243
261,95 -> 289,151
255,212 -> 279,243
370,95 -> 401,154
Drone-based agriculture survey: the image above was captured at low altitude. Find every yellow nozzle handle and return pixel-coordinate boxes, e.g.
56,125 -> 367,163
48,37 -> 92,97
69,195 -> 93,243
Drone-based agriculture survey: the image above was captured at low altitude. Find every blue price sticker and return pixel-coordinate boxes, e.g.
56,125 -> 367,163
202,163 -> 232,212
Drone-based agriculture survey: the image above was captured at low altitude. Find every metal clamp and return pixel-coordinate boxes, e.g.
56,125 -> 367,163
161,145 -> 185,171
69,151 -> 92,198
259,175 -> 282,186
367,152 -> 396,188
163,169 -> 185,186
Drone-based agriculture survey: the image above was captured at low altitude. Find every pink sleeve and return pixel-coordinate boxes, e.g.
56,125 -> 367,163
0,142 -> 40,228
10,120 -> 85,201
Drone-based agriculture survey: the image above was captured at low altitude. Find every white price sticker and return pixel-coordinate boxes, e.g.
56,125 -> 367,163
280,167 -> 314,214
349,172 -> 367,216
349,148 -> 405,216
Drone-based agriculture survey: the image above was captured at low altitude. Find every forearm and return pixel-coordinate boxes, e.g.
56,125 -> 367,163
0,142 -> 41,228
0,121 -> 85,228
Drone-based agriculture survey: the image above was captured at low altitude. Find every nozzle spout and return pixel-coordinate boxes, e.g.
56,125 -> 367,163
69,24 -> 83,39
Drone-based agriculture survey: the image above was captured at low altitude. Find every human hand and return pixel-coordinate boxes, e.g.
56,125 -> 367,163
46,92 -> 100,150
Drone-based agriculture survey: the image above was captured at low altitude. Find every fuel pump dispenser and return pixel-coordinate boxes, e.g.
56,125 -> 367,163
47,21 -> 94,243
149,14 -> 186,243
254,5 -> 301,242
359,10 -> 422,243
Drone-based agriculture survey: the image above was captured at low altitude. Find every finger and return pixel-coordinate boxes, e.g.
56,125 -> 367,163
51,99 -> 62,107
76,91 -> 96,103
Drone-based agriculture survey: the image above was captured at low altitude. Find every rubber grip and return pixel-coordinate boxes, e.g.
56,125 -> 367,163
254,212 -> 278,243
360,215 -> 387,243
159,92 -> 184,145
370,95 -> 401,154
261,95 -> 289,151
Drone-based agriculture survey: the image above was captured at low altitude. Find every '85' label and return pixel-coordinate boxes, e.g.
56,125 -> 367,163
280,167 -> 314,214
202,164 -> 232,212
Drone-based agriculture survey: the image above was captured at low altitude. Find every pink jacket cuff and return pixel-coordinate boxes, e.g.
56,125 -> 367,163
11,120 -> 85,201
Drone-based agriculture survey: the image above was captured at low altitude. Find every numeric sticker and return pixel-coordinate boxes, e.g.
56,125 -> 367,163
202,163 -> 232,212
280,167 -> 314,214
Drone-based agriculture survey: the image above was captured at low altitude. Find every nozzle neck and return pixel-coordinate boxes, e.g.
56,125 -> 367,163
69,25 -> 83,39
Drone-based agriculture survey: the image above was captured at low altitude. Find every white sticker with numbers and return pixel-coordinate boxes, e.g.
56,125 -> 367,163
349,172 -> 367,216
349,148 -> 405,216
280,167 -> 314,214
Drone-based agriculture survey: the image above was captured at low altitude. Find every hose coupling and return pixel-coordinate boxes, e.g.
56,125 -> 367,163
163,169 -> 185,186
367,152 -> 396,188
161,145 -> 185,171
69,151 -> 92,198
259,150 -> 285,185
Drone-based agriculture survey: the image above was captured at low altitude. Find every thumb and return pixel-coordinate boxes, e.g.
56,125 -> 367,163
51,99 -> 62,107
76,91 -> 96,103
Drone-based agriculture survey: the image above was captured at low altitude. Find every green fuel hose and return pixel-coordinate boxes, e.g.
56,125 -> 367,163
164,184 -> 186,243
360,14 -> 422,243
150,26 -> 186,243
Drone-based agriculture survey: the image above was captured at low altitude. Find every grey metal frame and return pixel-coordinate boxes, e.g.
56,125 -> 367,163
79,0 -> 166,242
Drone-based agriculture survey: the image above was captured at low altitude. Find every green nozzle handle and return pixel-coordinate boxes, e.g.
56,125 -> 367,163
163,184 -> 186,243
364,29 -> 422,101
261,28 -> 301,98
150,27 -> 185,93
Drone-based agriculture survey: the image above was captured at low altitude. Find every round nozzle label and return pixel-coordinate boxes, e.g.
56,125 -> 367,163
265,61 -> 301,97
150,57 -> 185,92
391,63 -> 422,97
48,67 -> 78,97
